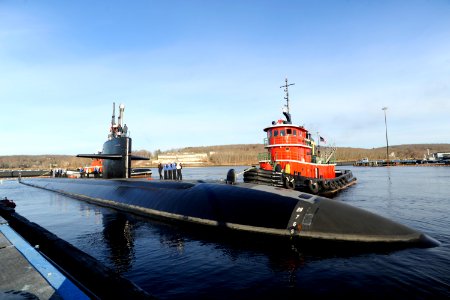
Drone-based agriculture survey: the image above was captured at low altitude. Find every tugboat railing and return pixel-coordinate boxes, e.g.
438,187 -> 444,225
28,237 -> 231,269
265,137 -> 311,148
259,149 -> 335,165
258,152 -> 271,161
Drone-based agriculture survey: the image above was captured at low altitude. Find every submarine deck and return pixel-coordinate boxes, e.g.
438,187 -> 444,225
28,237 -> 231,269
18,177 -> 438,247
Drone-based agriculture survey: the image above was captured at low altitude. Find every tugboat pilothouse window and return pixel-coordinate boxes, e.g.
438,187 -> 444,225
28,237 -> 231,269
268,130 -> 272,138
287,129 -> 292,135
274,130 -> 279,137
294,130 -> 297,136
280,130 -> 286,136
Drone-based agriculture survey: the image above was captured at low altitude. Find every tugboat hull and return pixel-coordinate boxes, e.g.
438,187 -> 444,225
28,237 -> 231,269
243,168 -> 357,197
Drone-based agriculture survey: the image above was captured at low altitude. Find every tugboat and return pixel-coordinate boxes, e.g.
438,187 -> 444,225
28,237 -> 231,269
243,78 -> 356,197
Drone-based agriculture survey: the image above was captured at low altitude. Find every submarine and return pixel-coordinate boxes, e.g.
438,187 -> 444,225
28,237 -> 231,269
20,103 -> 438,248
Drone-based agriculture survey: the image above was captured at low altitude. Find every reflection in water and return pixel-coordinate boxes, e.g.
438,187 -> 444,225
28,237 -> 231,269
386,165 -> 392,183
79,203 -> 103,225
3,168 -> 449,299
385,167 -> 393,210
139,220 -> 329,274
159,233 -> 186,255
102,213 -> 136,273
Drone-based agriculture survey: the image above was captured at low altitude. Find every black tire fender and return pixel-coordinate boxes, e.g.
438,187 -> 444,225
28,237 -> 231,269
320,180 -> 329,190
284,176 -> 295,189
308,180 -> 319,194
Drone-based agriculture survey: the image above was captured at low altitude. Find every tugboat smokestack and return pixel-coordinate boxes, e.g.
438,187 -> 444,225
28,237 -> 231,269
283,109 -> 292,124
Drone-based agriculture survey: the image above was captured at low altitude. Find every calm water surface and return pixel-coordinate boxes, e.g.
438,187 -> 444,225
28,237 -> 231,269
1,166 -> 449,299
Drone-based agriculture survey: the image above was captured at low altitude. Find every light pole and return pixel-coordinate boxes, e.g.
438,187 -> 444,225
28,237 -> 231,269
382,107 -> 389,162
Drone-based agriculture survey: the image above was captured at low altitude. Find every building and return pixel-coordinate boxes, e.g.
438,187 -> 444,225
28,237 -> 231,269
155,153 -> 209,166
424,150 -> 450,161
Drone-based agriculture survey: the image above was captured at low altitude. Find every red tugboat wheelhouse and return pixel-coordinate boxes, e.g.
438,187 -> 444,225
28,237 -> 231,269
243,78 -> 357,197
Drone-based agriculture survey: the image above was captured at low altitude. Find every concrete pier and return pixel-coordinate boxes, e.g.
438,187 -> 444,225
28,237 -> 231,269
0,216 -> 88,299
0,206 -> 154,299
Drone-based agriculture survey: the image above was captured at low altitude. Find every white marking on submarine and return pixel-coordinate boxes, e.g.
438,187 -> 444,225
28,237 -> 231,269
20,103 -> 438,247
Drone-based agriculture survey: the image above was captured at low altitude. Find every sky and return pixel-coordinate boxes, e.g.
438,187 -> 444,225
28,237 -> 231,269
1,0 -> 449,155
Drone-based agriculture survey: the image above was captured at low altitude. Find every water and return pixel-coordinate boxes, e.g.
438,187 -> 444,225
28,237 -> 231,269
1,166 -> 449,299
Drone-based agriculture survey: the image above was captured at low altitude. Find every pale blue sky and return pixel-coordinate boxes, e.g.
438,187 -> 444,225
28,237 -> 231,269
1,0 -> 449,155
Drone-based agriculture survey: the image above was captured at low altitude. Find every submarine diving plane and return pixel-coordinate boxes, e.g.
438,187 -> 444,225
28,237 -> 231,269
20,103 -> 438,249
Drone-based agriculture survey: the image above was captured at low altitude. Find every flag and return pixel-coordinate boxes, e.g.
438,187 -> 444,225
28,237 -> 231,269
320,136 -> 326,143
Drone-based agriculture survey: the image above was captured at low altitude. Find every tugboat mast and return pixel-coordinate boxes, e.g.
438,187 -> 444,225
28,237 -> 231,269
280,78 -> 295,124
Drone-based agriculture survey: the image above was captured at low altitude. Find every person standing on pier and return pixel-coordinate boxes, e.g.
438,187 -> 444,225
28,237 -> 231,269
158,163 -> 163,180
172,162 -> 177,180
163,163 -> 168,180
167,163 -> 171,180
177,163 -> 183,180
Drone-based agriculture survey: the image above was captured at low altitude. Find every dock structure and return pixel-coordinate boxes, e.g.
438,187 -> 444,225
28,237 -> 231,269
0,205 -> 154,299
0,170 -> 49,178
353,159 -> 450,167
0,216 -> 89,300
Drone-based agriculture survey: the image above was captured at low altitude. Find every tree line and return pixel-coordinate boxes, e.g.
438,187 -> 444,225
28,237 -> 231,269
1,143 -> 449,169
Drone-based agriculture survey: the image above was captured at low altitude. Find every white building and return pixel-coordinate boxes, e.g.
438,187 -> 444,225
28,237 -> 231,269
155,153 -> 208,165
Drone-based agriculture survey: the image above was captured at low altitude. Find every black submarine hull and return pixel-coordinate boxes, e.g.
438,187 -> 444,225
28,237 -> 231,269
20,178 -> 437,247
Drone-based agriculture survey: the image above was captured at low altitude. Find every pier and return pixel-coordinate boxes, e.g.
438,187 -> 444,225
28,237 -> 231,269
353,159 -> 450,167
0,170 -> 48,178
0,204 -> 154,299
0,216 -> 88,299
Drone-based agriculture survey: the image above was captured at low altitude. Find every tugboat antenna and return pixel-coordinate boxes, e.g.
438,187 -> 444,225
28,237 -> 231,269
280,77 -> 295,113
280,77 -> 295,123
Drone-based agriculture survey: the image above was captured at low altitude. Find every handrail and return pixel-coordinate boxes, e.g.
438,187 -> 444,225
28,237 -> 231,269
258,152 -> 271,161
268,136 -> 308,146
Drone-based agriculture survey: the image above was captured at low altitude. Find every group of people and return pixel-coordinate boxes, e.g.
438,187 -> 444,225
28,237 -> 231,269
158,162 -> 183,180
109,123 -> 128,139
79,166 -> 102,178
50,168 -> 66,177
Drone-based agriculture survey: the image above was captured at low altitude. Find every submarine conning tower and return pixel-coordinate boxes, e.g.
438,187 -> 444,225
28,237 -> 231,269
77,102 -> 149,179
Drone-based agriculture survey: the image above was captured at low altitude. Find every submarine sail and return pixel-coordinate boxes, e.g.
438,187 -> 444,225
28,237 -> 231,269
77,103 -> 148,179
